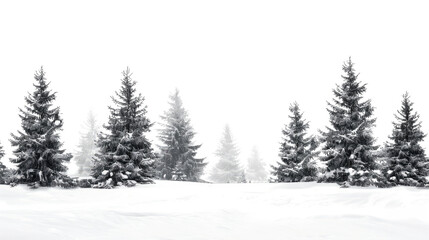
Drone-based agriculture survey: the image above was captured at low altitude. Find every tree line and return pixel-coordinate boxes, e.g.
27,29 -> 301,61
0,58 -> 428,188
272,58 -> 428,188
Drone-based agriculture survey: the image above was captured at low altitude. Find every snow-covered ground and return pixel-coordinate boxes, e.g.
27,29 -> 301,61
1,181 -> 429,240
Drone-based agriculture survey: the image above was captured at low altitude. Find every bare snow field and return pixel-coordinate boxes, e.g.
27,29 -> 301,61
1,181 -> 429,240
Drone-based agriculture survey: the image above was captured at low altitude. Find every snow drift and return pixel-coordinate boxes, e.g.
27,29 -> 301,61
1,181 -> 428,239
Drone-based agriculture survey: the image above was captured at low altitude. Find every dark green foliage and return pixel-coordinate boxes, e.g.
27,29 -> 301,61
10,67 -> 72,186
272,102 -> 318,182
210,125 -> 242,183
157,89 -> 206,181
92,68 -> 156,188
319,58 -> 378,186
75,111 -> 99,176
384,93 -> 429,186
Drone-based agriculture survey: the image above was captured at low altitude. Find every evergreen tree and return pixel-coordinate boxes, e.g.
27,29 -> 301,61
238,169 -> 247,183
384,92 -> 429,186
75,111 -> 99,176
10,67 -> 72,186
0,143 -> 7,184
320,58 -> 379,186
272,102 -> 318,182
246,147 -> 268,182
210,125 -> 242,183
157,89 -> 206,181
92,68 -> 156,188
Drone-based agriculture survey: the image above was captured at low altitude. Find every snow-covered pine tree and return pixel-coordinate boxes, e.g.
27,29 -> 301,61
320,58 -> 380,186
384,92 -> 429,186
75,111 -> 99,176
272,102 -> 318,182
92,68 -> 156,188
157,89 -> 206,181
10,67 -> 72,187
246,147 -> 268,182
210,125 -> 242,183
0,143 -> 7,184
238,169 -> 247,183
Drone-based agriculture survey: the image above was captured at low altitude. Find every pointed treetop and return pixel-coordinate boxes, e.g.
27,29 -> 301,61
216,124 -> 239,156
390,91 -> 425,144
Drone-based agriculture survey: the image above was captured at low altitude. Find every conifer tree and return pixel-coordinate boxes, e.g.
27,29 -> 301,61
272,102 -> 318,182
210,125 -> 242,183
238,169 -> 247,183
92,68 -> 156,188
75,111 -> 99,176
384,92 -> 429,186
0,143 -> 7,184
320,58 -> 379,186
157,89 -> 206,181
246,147 -> 268,182
10,67 -> 72,186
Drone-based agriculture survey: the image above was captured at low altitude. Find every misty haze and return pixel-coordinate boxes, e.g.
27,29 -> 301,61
1,1 -> 429,239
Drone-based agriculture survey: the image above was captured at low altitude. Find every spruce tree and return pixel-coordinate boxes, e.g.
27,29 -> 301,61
272,102 -> 318,182
75,111 -> 99,176
92,68 -> 156,188
384,92 -> 429,186
238,169 -> 247,183
246,147 -> 268,182
210,125 -> 242,183
0,143 -> 7,184
157,89 -> 206,181
10,67 -> 72,186
320,58 -> 379,186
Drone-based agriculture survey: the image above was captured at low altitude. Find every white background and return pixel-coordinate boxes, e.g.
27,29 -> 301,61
1,0 -> 429,174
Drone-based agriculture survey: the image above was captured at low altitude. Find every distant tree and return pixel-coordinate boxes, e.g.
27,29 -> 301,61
272,102 -> 318,182
210,125 -> 242,183
10,67 -> 72,187
92,68 -> 156,188
157,89 -> 206,181
238,169 -> 247,183
319,58 -> 380,187
246,147 -> 268,182
0,143 -> 8,184
384,92 -> 429,186
75,111 -> 99,176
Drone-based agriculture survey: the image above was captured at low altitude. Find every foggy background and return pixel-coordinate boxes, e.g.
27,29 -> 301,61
1,0 -> 429,176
